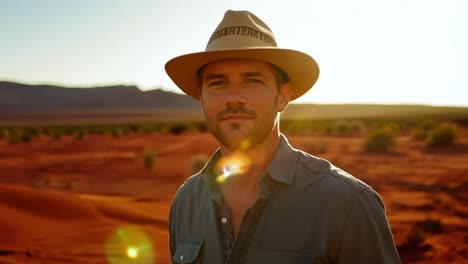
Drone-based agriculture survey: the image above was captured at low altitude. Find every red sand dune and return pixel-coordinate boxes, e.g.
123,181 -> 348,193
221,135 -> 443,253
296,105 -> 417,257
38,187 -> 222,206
0,130 -> 467,263
0,184 -> 170,264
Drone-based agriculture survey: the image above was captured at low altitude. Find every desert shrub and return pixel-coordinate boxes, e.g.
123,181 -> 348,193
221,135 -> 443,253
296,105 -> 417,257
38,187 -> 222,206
140,124 -> 156,134
87,126 -> 107,135
167,123 -> 190,135
20,130 -> 33,143
281,120 -> 311,133
141,148 -> 156,169
110,127 -> 122,137
425,123 -> 457,147
380,122 -> 400,134
193,122 -> 207,133
322,124 -> 333,135
410,128 -> 427,141
74,130 -> 85,140
8,129 -> 20,144
120,126 -> 132,135
363,126 -> 396,152
128,124 -> 139,133
419,119 -> 438,131
332,120 -> 366,135
411,119 -> 438,141
406,226 -> 426,247
41,127 -> 50,136
405,216 -> 443,248
190,154 -> 209,174
418,216 -> 443,233
18,127 -> 41,142
51,129 -> 62,140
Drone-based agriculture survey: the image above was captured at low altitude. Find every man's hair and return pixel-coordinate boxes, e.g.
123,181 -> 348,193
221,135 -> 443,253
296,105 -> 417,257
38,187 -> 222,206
270,63 -> 290,87
196,63 -> 290,90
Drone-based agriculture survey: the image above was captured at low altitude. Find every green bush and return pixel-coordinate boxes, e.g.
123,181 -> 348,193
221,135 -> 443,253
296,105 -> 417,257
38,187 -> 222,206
406,226 -> 426,247
110,127 -> 122,137
418,216 -> 443,233
418,119 -> 438,131
167,123 -> 189,135
410,128 -> 427,141
363,127 -> 396,152
74,130 -> 85,140
8,129 -> 21,145
411,119 -> 438,141
20,131 -> 33,143
141,148 -> 157,169
425,123 -> 457,147
405,216 -> 443,248
51,129 -> 62,140
332,120 -> 366,135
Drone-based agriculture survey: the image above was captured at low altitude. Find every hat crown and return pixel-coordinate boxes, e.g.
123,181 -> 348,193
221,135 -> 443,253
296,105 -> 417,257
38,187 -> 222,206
206,10 -> 278,51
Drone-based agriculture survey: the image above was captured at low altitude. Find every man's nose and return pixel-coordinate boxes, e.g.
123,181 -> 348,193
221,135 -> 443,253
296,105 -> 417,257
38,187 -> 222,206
224,82 -> 246,105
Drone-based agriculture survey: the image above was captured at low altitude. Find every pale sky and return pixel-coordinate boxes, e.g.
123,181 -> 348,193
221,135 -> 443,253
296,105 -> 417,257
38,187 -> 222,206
1,0 -> 467,106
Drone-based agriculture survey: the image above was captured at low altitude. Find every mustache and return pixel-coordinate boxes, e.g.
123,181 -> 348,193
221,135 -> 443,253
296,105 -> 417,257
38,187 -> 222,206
217,106 -> 257,120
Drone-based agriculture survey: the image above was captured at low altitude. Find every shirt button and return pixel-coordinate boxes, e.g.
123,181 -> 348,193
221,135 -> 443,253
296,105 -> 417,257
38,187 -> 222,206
221,217 -> 228,224
180,254 -> 184,261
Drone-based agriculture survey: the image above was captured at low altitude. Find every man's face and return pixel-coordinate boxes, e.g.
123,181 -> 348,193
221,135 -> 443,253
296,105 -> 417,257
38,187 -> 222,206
199,59 -> 290,150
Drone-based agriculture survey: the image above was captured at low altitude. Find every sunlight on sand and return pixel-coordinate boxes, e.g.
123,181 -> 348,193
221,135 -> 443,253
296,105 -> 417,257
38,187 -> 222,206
106,225 -> 154,264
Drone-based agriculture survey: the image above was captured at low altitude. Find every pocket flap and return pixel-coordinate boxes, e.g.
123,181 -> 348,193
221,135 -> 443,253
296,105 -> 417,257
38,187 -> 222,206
172,241 -> 203,263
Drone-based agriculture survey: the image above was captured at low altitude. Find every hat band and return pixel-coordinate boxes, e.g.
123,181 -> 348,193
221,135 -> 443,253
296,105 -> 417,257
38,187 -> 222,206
207,26 -> 277,48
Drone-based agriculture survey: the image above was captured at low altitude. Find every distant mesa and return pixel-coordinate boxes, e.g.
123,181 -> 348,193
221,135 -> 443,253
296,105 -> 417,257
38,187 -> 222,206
1,81 -> 467,125
0,81 -> 199,113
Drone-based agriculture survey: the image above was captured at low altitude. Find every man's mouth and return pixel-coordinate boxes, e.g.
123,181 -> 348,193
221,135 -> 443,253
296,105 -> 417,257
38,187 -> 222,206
220,114 -> 252,121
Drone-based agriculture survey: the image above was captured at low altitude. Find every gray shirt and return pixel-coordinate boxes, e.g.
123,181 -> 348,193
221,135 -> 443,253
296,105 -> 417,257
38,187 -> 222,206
169,135 -> 401,263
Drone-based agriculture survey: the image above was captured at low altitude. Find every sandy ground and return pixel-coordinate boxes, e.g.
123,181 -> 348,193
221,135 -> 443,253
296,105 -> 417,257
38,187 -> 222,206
0,130 -> 466,263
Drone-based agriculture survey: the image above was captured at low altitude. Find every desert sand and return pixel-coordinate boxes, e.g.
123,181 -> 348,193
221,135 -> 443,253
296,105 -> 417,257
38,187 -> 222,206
0,131 -> 466,263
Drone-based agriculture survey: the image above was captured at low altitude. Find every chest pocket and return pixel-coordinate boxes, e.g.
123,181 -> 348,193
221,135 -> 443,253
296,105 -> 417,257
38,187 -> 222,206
172,241 -> 203,264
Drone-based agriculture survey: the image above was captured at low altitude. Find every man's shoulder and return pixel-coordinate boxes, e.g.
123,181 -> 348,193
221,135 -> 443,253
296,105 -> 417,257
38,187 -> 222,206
171,172 -> 204,205
294,148 -> 371,193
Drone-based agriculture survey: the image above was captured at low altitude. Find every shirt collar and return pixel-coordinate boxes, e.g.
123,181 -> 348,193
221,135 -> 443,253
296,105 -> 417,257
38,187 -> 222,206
265,134 -> 297,185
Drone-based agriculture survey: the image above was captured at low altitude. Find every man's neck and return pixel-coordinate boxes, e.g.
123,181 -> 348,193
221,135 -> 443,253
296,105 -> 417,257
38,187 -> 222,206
218,131 -> 281,193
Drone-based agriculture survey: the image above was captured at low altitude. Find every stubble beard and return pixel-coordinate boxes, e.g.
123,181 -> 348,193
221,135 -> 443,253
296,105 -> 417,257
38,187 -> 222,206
204,107 -> 278,152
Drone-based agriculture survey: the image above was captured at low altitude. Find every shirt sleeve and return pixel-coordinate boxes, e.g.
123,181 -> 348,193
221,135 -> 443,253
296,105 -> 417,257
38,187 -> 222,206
335,188 -> 401,263
168,198 -> 177,263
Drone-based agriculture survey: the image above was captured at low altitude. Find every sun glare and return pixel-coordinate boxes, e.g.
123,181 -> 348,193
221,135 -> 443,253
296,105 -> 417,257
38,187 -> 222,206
127,246 -> 138,259
105,226 -> 154,264
215,152 -> 251,183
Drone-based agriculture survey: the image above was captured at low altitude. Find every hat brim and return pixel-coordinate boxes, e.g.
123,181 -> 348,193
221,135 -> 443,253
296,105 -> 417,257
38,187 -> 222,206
165,48 -> 319,101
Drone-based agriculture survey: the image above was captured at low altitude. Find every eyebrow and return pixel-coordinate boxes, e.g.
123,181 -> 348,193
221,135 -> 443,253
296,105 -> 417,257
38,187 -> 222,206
203,73 -> 225,82
241,72 -> 265,78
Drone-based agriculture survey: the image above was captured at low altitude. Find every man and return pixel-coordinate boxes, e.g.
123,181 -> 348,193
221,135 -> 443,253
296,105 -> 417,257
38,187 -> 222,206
165,10 -> 401,264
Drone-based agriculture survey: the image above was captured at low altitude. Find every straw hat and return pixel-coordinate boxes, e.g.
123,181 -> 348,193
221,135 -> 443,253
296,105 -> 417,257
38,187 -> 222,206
165,10 -> 319,101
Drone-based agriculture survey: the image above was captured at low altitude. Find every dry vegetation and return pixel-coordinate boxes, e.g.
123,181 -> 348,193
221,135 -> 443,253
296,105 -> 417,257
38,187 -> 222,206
0,116 -> 467,263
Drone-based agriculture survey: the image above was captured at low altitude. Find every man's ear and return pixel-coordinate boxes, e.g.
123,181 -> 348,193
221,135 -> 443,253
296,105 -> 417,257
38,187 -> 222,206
277,82 -> 291,112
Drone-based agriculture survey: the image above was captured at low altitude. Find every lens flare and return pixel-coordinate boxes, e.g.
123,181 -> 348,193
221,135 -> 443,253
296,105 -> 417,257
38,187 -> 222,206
215,152 -> 251,183
105,225 -> 154,264
127,247 -> 138,259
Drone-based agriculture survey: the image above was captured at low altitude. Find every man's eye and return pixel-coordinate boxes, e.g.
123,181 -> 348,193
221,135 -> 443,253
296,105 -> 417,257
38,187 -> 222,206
245,79 -> 263,85
208,80 -> 224,87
